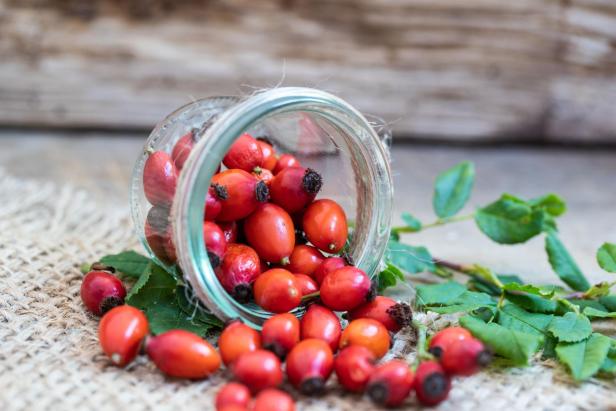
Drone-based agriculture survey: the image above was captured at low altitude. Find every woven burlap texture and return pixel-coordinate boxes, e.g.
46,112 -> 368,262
0,169 -> 615,411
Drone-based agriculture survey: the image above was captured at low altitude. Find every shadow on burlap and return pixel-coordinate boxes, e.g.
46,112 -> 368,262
0,169 -> 615,411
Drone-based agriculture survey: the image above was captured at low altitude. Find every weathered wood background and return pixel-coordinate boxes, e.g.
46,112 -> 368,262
1,0 -> 616,142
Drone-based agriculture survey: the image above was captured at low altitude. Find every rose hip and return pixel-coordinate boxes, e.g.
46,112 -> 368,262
99,305 -> 148,367
216,244 -> 261,303
252,167 -> 274,186
270,167 -> 322,213
244,203 -> 295,265
205,184 -> 228,221
293,274 -> 318,296
256,138 -> 277,171
81,270 -> 126,316
302,199 -> 348,253
219,221 -> 238,243
232,349 -> 283,392
286,338 -> 334,395
219,320 -> 262,366
145,205 -> 174,264
223,133 -> 263,172
253,269 -> 301,313
273,154 -> 300,174
146,329 -> 221,379
253,388 -> 296,411
428,326 -> 472,358
300,304 -> 341,352
216,383 -> 251,410
261,313 -> 300,360
348,296 -> 412,332
334,345 -> 376,392
319,266 -> 374,312
212,169 -> 269,221
171,129 -> 197,171
413,361 -> 451,406
441,337 -> 491,376
367,360 -> 414,407
339,318 -> 391,359
286,245 -> 324,278
143,150 -> 177,207
313,256 -> 346,285
204,221 -> 227,268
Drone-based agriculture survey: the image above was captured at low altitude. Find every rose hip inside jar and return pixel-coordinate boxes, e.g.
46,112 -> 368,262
130,87 -> 393,328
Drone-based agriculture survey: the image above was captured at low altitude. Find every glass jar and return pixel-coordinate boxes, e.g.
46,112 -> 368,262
130,87 -> 393,328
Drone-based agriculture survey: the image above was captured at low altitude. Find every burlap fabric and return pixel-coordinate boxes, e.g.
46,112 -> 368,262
1,169 -> 615,411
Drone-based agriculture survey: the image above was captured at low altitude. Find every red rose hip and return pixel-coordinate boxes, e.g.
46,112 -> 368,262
145,205 -> 174,264
223,133 -> 263,172
171,129 -> 197,171
441,337 -> 492,376
339,318 -> 391,359
273,154 -> 300,174
300,304 -> 341,352
367,360 -> 414,407
219,320 -> 262,366
143,150 -> 178,207
204,221 -> 227,268
313,256 -> 346,285
319,266 -> 374,311
219,221 -> 238,243
256,138 -> 277,171
286,338 -> 334,395
216,244 -> 261,303
413,361 -> 451,406
261,313 -> 300,359
348,296 -> 412,332
270,167 -> 322,213
294,274 -> 318,296
253,269 -> 301,313
334,345 -> 376,392
232,349 -> 283,392
212,169 -> 269,221
205,184 -> 228,221
287,245 -> 324,278
99,305 -> 148,367
244,203 -> 295,265
81,271 -> 126,316
253,388 -> 295,411
216,383 -> 251,410
428,326 -> 472,358
302,199 -> 348,253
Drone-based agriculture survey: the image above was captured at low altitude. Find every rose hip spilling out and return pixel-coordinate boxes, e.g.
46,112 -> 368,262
302,199 -> 348,253
143,150 -> 177,207
367,360 -> 414,407
286,338 -> 334,395
216,383 -> 251,410
216,244 -> 261,303
99,305 -> 148,367
428,326 -> 472,358
270,167 -> 322,213
205,184 -> 228,221
80,270 -> 126,316
413,361 -> 451,406
232,349 -> 283,392
253,269 -> 301,313
171,129 -> 197,171
313,256 -> 346,285
243,203 -> 295,265
223,133 -> 263,172
319,266 -> 374,312
300,304 -> 341,352
146,329 -> 221,379
286,245 -> 324,278
293,274 -> 318,296
339,318 -> 391,359
212,169 -> 269,221
203,221 -> 227,268
219,320 -> 262,366
261,313 -> 300,360
441,337 -> 492,376
348,296 -> 412,332
334,345 -> 376,392
253,388 -> 296,411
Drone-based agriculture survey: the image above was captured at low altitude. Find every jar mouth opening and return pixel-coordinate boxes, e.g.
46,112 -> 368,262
165,88 -> 393,328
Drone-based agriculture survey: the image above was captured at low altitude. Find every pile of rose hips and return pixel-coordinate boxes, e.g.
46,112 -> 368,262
79,129 -> 493,409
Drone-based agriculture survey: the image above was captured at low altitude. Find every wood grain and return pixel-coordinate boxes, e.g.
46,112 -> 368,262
1,0 -> 616,141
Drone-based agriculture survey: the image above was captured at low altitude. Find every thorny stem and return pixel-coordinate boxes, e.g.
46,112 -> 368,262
391,213 -> 475,236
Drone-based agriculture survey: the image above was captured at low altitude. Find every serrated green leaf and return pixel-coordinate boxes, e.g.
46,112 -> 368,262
600,354 -> 616,375
100,250 -> 151,279
468,274 -> 525,296
548,312 -> 592,342
146,295 -> 214,336
433,161 -> 475,219
529,194 -> 567,217
558,299 -> 607,316
599,295 -> 616,312
556,333 -> 611,381
583,307 -> 616,319
176,286 -> 223,328
415,281 -> 466,306
377,263 -> 406,292
597,243 -> 616,273
387,241 -> 435,274
497,304 -> 554,336
545,233 -> 590,292
474,194 -> 544,244
502,282 -> 555,298
126,263 -> 177,309
401,212 -> 422,232
542,336 -> 558,359
460,315 -> 543,366
505,292 -> 558,313
425,291 -> 495,314
126,263 -> 152,300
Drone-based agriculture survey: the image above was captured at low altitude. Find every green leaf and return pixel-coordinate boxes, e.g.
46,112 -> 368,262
126,263 -> 177,309
433,161 -> 475,219
378,263 -> 406,292
497,304 -> 554,337
583,282 -> 613,299
529,194 -> 567,217
460,315 -> 543,366
597,243 -> 616,273
545,233 -> 591,291
415,281 -> 466,306
502,282 -> 555,298
600,353 -> 616,375
505,292 -> 558,313
100,251 -> 151,279
426,291 -> 495,314
146,296 -> 215,336
599,295 -> 616,312
387,241 -> 435,274
542,336 -> 558,359
176,286 -> 223,328
548,312 -> 592,342
556,333 -> 611,381
401,212 -> 422,232
474,194 -> 544,244
583,307 -> 616,319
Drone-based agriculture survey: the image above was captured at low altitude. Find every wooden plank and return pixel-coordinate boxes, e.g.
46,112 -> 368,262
0,0 -> 615,141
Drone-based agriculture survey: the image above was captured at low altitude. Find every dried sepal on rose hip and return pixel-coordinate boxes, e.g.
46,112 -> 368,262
99,305 -> 149,367
215,382 -> 252,410
302,199 -> 348,253
219,320 -> 262,366
339,318 -> 391,359
428,326 -> 472,358
232,349 -> 283,393
348,296 -> 412,332
253,269 -> 301,313
300,304 -> 342,352
286,338 -> 334,396
252,166 -> 274,186
253,388 -> 296,411
366,360 -> 414,407
81,270 -> 126,316
211,169 -> 269,222
143,150 -> 178,207
270,166 -> 323,213
440,337 -> 492,376
334,345 -> 376,393
319,266 -> 375,312
216,244 -> 261,303
146,329 -> 221,379
413,361 -> 451,406
243,203 -> 295,265
223,133 -> 264,172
